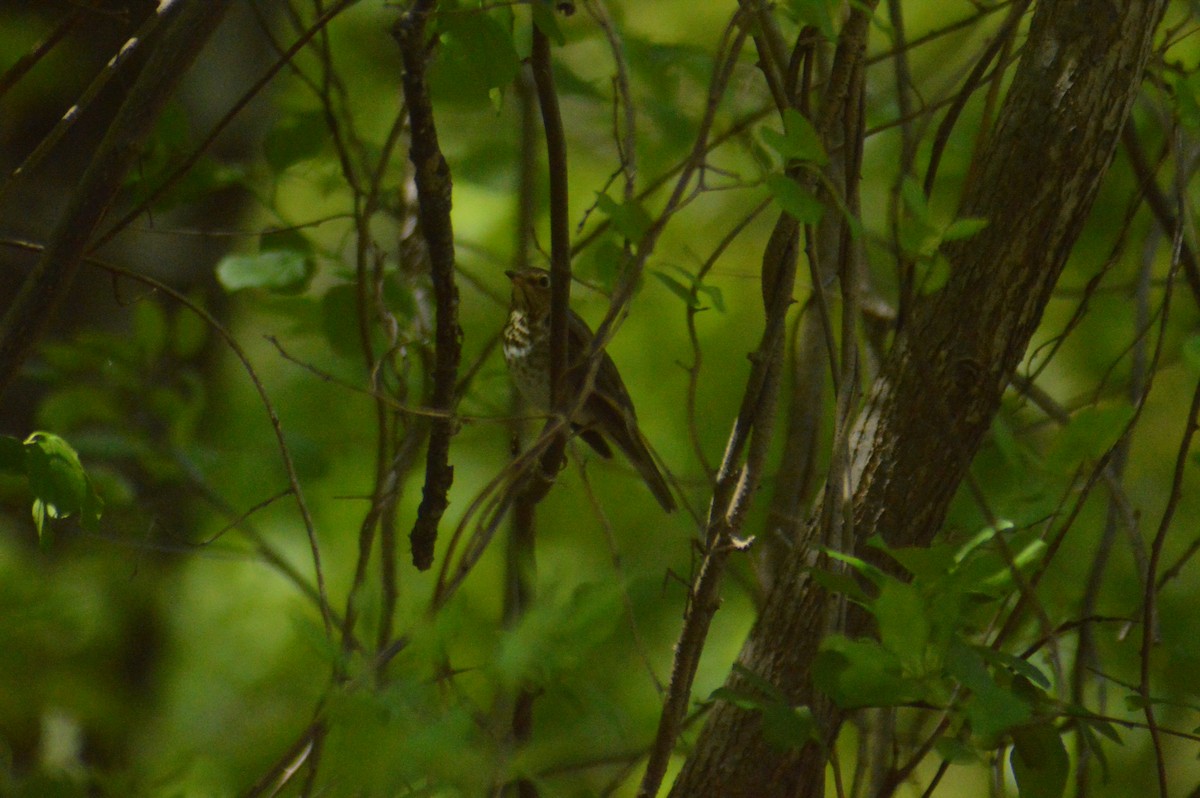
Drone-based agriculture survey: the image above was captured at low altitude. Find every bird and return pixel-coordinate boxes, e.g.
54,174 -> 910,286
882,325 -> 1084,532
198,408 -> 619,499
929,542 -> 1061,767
502,267 -> 676,512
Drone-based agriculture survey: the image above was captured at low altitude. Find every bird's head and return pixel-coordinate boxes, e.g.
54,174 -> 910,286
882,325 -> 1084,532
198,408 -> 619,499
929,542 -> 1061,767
505,268 -> 553,317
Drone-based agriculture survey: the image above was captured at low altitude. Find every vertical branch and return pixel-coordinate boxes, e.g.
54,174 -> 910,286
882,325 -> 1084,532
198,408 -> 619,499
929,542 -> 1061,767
531,19 -> 572,451
395,0 -> 462,570
502,64 -> 542,798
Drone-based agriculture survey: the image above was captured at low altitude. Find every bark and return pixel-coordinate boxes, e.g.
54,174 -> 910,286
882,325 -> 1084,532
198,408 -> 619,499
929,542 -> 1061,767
669,1 -> 1167,795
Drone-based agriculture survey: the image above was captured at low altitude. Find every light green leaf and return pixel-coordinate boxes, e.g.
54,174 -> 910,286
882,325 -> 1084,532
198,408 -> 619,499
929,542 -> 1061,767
916,253 -> 951,294
25,432 -> 89,517
216,250 -> 315,293
943,217 -> 989,242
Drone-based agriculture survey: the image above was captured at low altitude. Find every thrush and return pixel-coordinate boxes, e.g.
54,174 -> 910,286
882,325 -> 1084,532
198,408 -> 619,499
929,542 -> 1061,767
503,267 -> 676,512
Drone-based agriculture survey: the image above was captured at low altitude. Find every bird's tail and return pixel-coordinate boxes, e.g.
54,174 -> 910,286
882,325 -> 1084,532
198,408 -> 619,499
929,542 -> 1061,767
612,424 -> 676,513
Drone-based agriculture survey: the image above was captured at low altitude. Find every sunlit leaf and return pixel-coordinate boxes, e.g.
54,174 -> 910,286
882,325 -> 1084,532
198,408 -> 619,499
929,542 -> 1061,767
216,250 -> 315,294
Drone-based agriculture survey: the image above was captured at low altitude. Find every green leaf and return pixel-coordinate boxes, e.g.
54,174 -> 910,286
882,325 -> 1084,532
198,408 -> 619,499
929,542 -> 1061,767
762,109 -> 827,165
1010,722 -> 1069,798
531,1 -> 566,45
946,641 -> 1032,739
584,238 -> 625,289
1173,72 -> 1200,130
767,174 -> 824,224
873,580 -> 930,673
263,110 -> 327,173
730,663 -> 787,703
818,546 -> 888,587
974,646 -> 1051,690
655,264 -> 725,312
21,432 -> 102,541
1044,403 -> 1135,474
652,270 -> 701,309
813,636 -> 923,708
935,736 -> 980,764
25,432 -> 89,517
710,685 -> 766,711
440,11 -> 521,96
900,177 -> 931,224
802,564 -> 871,604
216,250 -> 315,294
942,217 -> 989,242
915,252 -> 951,294
596,193 -> 652,241
784,0 -> 836,39
876,542 -> 957,584
1182,334 -> 1200,374
761,704 -> 817,751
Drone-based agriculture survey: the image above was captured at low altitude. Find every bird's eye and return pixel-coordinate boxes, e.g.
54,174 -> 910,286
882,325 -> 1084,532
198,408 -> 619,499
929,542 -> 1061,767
537,274 -> 550,288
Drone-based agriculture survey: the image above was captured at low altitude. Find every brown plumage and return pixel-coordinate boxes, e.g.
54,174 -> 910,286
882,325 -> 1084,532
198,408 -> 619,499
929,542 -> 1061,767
502,267 -> 676,512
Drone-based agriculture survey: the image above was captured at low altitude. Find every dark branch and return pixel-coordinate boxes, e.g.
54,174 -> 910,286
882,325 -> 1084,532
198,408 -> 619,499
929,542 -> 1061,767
395,0 -> 463,570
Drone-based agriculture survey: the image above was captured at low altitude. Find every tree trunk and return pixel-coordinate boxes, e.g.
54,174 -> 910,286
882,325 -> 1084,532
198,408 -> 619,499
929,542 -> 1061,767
669,1 -> 1167,795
